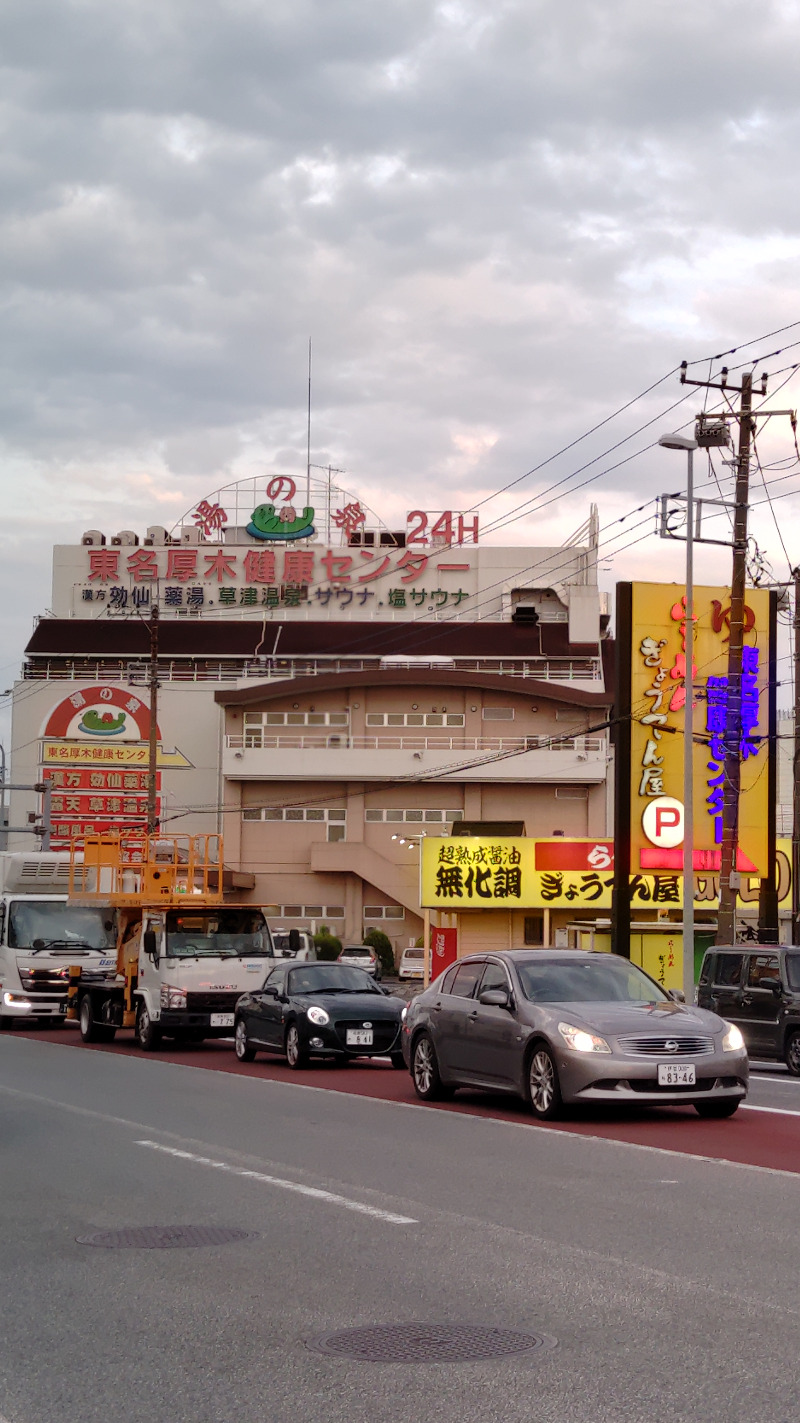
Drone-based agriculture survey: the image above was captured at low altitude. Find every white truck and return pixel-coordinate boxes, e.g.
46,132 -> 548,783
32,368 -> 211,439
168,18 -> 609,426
68,834 -> 276,1050
0,851 -> 116,1030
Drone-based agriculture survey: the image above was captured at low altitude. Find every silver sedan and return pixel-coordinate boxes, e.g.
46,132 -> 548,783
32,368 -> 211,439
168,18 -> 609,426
401,950 -> 748,1120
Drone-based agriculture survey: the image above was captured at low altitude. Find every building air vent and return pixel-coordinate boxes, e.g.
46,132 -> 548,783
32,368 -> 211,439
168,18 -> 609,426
111,531 -> 139,547
81,530 -> 106,546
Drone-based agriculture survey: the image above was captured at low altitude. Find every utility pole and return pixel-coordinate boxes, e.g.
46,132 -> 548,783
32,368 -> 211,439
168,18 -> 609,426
785,566 -> 791,944
717,371 -> 755,941
147,601 -> 159,836
794,568 -> 800,943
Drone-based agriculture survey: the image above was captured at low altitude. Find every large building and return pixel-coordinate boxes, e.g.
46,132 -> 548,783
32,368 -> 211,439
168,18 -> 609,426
10,473 -> 613,954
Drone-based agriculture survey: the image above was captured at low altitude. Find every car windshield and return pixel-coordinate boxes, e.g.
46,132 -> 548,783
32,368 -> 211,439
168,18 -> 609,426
288,964 -> 378,995
165,909 -> 272,958
785,955 -> 800,990
517,956 -> 670,1004
8,901 -> 113,951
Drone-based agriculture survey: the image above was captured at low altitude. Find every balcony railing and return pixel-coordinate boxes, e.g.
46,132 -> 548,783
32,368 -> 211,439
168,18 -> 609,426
226,733 -> 607,755
23,654 -> 604,685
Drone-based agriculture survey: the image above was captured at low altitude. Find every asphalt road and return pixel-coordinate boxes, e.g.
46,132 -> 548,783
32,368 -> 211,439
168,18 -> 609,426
2,1032 -> 800,1423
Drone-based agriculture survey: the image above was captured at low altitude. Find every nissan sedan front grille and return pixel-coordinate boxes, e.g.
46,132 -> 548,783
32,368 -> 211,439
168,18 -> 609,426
616,1034 -> 715,1056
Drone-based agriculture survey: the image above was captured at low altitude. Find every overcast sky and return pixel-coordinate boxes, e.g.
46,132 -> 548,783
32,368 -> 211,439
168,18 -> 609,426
2,0 -> 800,707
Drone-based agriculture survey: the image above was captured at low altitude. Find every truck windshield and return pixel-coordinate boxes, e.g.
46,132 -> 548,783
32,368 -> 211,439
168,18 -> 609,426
165,909 -> 272,958
8,901 -> 113,951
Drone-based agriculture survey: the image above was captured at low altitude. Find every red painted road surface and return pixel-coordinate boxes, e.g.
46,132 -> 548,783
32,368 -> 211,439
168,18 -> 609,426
22,1023 -> 800,1176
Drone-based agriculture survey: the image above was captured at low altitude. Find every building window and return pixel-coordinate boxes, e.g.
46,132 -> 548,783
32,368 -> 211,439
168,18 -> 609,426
482,707 -> 515,721
327,824 -> 346,842
364,906 -> 406,920
243,806 -> 347,822
364,808 -> 463,823
555,788 -> 589,800
365,712 -> 464,727
244,711 -> 349,727
276,905 -> 345,920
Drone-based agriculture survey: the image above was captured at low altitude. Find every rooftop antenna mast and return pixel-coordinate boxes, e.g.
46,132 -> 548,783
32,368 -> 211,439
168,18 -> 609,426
306,338 -> 312,509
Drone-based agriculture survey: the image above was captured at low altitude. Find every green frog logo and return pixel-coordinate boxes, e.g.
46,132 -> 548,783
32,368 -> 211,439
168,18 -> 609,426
247,503 -> 316,542
79,709 -> 128,736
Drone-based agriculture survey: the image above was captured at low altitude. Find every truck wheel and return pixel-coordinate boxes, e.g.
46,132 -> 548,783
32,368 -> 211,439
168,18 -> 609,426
79,994 -> 100,1043
785,1030 -> 800,1077
136,1000 -> 163,1052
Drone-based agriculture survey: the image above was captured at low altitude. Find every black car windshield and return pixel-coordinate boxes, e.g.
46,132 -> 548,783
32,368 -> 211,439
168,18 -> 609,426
165,909 -> 272,958
785,955 -> 800,990
517,957 -> 670,1004
288,964 -> 377,995
8,901 -> 113,950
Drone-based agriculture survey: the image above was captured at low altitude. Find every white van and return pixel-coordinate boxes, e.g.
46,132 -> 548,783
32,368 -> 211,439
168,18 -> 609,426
399,946 -> 425,979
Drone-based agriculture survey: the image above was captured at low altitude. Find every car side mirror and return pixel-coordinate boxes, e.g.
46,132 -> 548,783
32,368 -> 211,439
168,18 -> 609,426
668,988 -> 686,1003
288,928 -> 301,955
143,929 -> 158,964
768,980 -> 783,995
479,987 -> 511,1009
261,984 -> 279,998
32,938 -> 45,952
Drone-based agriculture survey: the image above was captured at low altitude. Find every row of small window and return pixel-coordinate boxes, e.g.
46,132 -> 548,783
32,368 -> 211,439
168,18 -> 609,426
275,905 -> 405,921
240,709 -> 522,728
243,807 -> 346,821
243,712 -> 349,727
365,809 -> 464,823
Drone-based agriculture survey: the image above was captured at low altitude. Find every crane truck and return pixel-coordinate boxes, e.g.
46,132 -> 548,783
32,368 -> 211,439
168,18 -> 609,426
66,833 -> 274,1049
0,850 -> 116,1030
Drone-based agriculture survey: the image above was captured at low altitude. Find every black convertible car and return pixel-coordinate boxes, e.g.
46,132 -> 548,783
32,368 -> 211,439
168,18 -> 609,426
233,961 -> 406,1069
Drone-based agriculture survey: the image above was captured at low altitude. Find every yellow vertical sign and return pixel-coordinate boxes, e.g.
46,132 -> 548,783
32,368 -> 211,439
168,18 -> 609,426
630,583 -> 769,876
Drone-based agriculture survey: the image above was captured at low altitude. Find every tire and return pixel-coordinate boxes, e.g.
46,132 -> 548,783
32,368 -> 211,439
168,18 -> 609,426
694,1098 -> 741,1119
526,1044 -> 563,1121
785,1030 -> 800,1077
79,994 -> 99,1043
234,1017 -> 256,1063
391,1052 -> 406,1070
284,1021 -> 309,1070
135,999 -> 163,1052
411,1032 -> 451,1101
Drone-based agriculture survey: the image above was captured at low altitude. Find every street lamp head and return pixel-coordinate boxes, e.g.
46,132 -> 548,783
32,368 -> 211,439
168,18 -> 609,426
658,433 -> 697,452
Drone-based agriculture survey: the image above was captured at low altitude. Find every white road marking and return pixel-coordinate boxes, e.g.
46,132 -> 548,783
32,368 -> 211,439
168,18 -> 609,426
741,1103 -> 800,1116
136,1139 -> 418,1225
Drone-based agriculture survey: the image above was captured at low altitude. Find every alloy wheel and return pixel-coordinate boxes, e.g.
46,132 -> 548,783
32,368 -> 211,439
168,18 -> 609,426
413,1037 -> 434,1095
529,1050 -> 555,1115
286,1024 -> 300,1067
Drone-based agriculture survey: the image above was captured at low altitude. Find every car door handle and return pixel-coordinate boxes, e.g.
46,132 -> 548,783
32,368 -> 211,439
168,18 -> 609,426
468,1010 -> 478,1021
741,994 -> 752,1006
432,1002 -> 442,1012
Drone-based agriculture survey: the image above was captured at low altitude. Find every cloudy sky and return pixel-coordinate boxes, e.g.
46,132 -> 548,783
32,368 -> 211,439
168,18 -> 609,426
3,0 -> 800,712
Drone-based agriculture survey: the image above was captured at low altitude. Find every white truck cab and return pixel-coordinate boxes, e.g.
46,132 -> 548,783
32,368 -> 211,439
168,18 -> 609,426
0,852 -> 115,1029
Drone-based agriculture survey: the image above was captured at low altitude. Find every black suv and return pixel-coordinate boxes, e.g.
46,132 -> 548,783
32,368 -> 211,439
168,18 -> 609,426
696,946 -> 800,1074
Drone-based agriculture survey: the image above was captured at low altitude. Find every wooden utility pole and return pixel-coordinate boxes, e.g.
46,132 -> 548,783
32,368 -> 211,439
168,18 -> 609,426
717,372 -> 754,942
146,601 -> 159,835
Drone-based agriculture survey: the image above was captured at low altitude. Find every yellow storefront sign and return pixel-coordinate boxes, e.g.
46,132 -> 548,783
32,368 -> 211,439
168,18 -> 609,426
420,837 -> 791,910
42,740 -> 192,768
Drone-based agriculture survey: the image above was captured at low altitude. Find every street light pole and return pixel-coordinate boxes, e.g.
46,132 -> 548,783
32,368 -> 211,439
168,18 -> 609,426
659,434 -> 697,1004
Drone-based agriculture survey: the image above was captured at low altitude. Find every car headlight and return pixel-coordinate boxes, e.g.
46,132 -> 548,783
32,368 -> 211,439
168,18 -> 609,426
722,1022 -> 745,1052
160,986 -> 187,1009
307,1005 -> 330,1026
558,1021 -> 611,1054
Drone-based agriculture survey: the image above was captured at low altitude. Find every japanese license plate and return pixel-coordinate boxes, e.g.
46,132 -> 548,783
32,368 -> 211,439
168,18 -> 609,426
658,1063 -> 696,1086
346,1028 -> 374,1047
210,1013 -> 235,1028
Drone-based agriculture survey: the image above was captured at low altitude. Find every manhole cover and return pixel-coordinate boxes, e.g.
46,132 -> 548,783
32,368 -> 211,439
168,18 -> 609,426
76,1225 -> 253,1249
305,1323 -> 556,1363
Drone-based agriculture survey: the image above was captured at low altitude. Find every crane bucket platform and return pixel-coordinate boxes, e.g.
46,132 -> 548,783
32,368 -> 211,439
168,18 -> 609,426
69,833 -> 225,906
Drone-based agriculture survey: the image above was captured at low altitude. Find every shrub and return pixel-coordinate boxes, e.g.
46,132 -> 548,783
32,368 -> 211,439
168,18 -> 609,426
363,927 -> 395,976
313,929 -> 342,961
